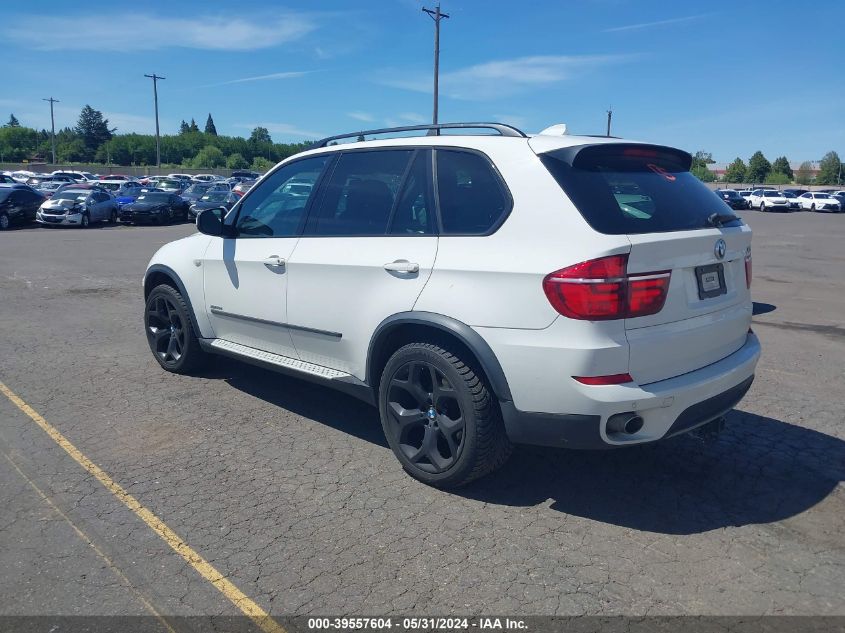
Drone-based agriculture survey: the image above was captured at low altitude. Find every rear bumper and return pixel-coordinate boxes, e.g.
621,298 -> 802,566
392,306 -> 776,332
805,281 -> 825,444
501,332 -> 760,449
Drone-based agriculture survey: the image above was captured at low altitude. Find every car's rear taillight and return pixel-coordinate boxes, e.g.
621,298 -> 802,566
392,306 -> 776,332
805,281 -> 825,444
543,254 -> 671,320
744,249 -> 752,289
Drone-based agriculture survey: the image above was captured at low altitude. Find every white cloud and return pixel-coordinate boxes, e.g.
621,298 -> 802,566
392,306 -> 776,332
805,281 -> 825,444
235,123 -> 325,140
4,12 -> 319,51
378,54 -> 635,100
198,71 -> 311,89
603,14 -> 709,33
348,111 -> 376,123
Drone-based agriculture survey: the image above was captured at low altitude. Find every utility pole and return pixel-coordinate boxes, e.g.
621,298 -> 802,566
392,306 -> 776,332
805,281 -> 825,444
422,3 -> 449,126
43,97 -> 59,164
606,106 -> 613,137
144,73 -> 165,168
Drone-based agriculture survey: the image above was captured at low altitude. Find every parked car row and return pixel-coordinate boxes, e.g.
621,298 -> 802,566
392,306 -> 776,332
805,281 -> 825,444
716,188 -> 844,213
0,176 -> 254,230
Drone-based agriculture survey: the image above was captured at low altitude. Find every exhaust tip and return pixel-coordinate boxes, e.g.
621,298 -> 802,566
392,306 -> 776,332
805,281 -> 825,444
607,412 -> 644,436
624,415 -> 644,434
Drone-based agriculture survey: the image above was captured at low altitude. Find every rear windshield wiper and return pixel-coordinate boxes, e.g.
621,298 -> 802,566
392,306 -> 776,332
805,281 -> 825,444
706,212 -> 739,228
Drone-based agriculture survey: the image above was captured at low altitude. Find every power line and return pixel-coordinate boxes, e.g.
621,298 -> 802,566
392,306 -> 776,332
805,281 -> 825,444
422,3 -> 449,126
144,74 -> 166,168
42,97 -> 59,164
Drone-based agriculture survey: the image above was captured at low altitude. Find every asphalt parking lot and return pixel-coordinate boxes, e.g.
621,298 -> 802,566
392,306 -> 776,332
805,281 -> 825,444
0,211 -> 843,622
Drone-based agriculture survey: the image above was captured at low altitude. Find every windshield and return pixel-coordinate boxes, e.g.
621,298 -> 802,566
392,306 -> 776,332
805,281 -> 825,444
98,182 -> 121,191
186,184 -> 212,194
159,180 -> 181,189
540,144 -> 742,234
135,193 -> 170,203
763,191 -> 783,197
201,192 -> 228,202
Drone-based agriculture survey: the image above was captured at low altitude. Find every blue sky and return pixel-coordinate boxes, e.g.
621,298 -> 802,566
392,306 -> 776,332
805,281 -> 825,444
2,0 -> 843,163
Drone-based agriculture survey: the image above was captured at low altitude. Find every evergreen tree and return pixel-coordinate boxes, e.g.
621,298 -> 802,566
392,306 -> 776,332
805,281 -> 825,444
770,156 -> 793,180
249,126 -> 272,144
746,151 -> 772,183
5,113 -> 20,127
179,120 -> 190,134
204,114 -> 218,136
75,105 -> 114,157
724,158 -> 747,183
815,151 -> 842,185
189,118 -> 200,133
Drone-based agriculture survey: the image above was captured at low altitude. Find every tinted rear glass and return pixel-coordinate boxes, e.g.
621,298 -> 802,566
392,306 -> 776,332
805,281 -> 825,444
540,144 -> 743,235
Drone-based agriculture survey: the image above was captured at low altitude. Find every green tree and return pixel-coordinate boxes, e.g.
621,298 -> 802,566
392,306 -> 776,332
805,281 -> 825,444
205,113 -> 218,136
5,113 -> 20,127
764,172 -> 791,185
57,138 -> 88,163
795,161 -> 814,185
226,153 -> 248,169
189,118 -> 200,133
724,157 -> 747,183
746,151 -> 771,183
251,156 -> 273,171
691,150 -> 715,170
249,126 -> 272,145
75,105 -> 114,159
179,120 -> 190,134
691,164 -> 715,182
191,144 -> 225,168
815,151 -> 842,185
356,134 -> 365,142
770,156 -> 793,180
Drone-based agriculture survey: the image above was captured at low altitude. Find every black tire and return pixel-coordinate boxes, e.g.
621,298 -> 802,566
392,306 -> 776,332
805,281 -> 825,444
165,207 -> 175,224
760,202 -> 766,212
108,208 -> 117,224
0,212 -> 9,230
80,212 -> 90,228
144,284 -> 208,374
811,204 -> 816,212
378,342 -> 512,488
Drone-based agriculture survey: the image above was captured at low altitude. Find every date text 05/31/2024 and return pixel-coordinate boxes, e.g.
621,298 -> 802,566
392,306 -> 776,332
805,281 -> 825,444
307,618 -> 528,630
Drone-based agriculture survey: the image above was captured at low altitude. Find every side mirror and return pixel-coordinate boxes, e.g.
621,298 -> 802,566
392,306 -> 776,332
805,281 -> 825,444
196,207 -> 228,236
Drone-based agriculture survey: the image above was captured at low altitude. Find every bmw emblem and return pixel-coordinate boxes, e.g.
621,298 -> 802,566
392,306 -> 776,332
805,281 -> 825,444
714,239 -> 727,260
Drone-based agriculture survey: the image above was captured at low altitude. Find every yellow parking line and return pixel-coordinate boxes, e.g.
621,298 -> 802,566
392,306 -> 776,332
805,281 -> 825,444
0,381 -> 286,633
1,449 -> 178,633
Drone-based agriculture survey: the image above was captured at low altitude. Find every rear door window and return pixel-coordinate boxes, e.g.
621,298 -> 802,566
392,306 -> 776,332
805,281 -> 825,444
435,149 -> 510,235
541,144 -> 743,235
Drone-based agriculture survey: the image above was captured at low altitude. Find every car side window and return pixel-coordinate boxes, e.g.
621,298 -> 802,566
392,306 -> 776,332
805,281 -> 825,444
436,149 -> 510,235
234,155 -> 330,238
389,151 -> 434,235
306,150 -> 413,236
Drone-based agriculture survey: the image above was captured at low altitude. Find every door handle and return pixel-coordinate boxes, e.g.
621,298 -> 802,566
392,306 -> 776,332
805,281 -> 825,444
263,255 -> 286,268
383,260 -> 420,274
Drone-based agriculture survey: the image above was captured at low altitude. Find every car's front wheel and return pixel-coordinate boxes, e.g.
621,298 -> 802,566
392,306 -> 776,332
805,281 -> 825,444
760,202 -> 766,212
108,208 -> 117,224
144,284 -> 207,374
378,342 -> 512,488
80,212 -> 90,228
0,212 -> 9,230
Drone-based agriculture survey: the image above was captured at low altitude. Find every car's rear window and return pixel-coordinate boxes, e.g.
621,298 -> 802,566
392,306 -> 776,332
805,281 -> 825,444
540,144 -> 743,235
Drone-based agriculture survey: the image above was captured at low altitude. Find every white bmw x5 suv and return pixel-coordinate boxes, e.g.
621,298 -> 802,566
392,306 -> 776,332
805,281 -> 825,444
143,122 -> 760,487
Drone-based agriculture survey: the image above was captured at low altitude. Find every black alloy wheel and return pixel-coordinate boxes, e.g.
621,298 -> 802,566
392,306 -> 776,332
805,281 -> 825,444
146,294 -> 187,367
386,360 -> 467,474
379,342 -> 512,487
144,284 -> 207,373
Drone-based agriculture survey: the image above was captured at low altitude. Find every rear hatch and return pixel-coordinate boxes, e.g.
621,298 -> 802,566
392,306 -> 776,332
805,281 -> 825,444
538,142 -> 753,384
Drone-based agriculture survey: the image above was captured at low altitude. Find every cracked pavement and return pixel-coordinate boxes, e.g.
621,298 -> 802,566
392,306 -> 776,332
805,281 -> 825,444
0,213 -> 843,617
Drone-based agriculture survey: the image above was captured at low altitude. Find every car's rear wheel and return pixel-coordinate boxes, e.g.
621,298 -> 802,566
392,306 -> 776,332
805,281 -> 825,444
0,212 -> 9,230
144,284 -> 207,374
80,212 -> 90,228
379,342 -> 512,488
760,202 -> 766,212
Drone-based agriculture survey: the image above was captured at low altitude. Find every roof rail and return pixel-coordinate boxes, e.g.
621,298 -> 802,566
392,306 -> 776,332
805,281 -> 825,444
310,122 -> 528,149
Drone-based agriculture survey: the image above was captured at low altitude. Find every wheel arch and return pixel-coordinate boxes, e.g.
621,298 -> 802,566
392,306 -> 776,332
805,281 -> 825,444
366,312 -> 513,403
144,264 -> 203,337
